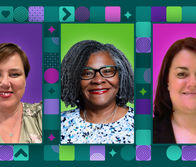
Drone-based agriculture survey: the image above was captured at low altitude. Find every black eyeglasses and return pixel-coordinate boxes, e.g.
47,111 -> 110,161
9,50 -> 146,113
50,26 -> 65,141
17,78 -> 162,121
81,65 -> 118,80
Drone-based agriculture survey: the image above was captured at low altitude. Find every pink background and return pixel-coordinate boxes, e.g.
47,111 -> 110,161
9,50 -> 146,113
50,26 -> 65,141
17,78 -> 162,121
153,24 -> 196,100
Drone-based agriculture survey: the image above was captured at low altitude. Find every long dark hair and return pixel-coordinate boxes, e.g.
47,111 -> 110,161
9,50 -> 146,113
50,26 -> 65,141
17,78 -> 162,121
154,37 -> 196,117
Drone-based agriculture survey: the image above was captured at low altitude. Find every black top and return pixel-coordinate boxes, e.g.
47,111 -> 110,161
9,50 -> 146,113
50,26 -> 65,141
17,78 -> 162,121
153,114 -> 176,143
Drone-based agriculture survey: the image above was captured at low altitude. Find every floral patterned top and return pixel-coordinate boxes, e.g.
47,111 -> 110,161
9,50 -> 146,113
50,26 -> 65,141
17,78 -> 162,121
0,101 -> 42,143
61,107 -> 134,144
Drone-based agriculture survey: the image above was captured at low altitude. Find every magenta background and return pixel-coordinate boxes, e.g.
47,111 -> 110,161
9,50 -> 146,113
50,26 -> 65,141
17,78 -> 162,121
153,24 -> 196,100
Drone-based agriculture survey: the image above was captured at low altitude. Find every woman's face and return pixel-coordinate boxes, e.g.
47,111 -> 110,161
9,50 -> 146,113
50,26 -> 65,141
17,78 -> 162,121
0,52 -> 26,110
80,51 -> 119,108
168,49 -> 196,114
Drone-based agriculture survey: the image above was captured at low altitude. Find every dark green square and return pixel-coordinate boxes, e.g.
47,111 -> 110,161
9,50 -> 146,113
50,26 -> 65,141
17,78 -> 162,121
75,145 -> 89,161
135,115 -> 152,129
44,115 -> 59,130
182,6 -> 196,22
44,6 -> 59,22
136,6 -> 151,21
136,84 -> 151,99
44,130 -> 59,145
106,145 -> 123,161
44,83 -> 60,99
44,145 -> 59,161
44,22 -> 59,37
90,6 -> 105,22
136,53 -> 151,68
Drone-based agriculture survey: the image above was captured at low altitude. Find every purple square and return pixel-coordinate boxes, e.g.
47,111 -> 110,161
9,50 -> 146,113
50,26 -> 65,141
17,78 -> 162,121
90,146 -> 105,161
44,99 -> 59,115
151,6 -> 166,22
136,145 -> 151,161
0,145 -> 13,161
136,37 -> 151,53
136,99 -> 151,114
29,6 -> 44,22
182,146 -> 196,161
105,6 -> 121,22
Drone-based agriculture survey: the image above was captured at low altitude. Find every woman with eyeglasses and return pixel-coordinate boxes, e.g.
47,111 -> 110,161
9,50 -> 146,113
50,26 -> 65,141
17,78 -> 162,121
61,40 -> 134,144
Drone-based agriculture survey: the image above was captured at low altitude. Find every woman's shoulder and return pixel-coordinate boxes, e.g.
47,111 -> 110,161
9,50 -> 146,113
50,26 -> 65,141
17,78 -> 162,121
22,101 -> 42,116
61,108 -> 80,120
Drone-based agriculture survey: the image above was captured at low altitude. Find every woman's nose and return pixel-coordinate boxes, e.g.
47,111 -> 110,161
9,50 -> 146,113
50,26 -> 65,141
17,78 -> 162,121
187,75 -> 196,89
91,71 -> 105,84
0,75 -> 11,89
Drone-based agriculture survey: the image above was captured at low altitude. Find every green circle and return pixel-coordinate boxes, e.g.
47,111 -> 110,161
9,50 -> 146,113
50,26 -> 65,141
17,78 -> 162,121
14,6 -> 28,22
120,145 -> 135,161
166,145 -> 181,161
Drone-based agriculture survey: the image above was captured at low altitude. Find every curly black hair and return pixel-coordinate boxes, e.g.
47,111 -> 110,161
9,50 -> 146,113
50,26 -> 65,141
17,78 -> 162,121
61,40 -> 134,109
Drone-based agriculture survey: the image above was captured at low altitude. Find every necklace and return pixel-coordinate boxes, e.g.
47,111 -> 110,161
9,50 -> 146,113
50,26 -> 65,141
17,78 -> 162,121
83,105 -> 118,143
0,103 -> 21,137
84,105 -> 118,124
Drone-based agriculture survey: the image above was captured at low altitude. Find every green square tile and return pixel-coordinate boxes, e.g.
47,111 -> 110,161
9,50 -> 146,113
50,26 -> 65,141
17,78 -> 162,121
135,115 -> 152,129
136,6 -> 151,21
44,6 -> 59,22
136,22 -> 151,37
44,145 -> 59,161
182,6 -> 196,22
44,83 -> 60,99
14,145 -> 29,161
0,7 -> 13,22
75,145 -> 89,161
167,6 -> 182,22
44,115 -> 59,130
136,130 -> 151,145
90,6 -> 105,22
136,84 -> 151,99
59,145 -> 75,161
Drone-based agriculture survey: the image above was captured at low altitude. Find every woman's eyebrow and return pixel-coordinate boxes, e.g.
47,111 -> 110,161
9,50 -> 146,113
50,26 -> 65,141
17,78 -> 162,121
9,69 -> 22,72
175,67 -> 189,70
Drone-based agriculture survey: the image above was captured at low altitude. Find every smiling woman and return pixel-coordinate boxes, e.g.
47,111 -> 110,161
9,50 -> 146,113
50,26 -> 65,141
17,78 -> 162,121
153,37 -> 196,144
61,40 -> 134,144
0,43 -> 42,143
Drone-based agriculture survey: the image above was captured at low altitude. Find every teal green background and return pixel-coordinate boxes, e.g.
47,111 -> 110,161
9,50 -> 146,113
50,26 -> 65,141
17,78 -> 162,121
61,24 -> 134,111
1,0 -> 196,166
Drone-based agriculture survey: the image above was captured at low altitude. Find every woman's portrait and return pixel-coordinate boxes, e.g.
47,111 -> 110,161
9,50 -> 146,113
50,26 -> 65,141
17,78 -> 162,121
153,37 -> 196,143
0,43 -> 42,143
61,40 -> 134,144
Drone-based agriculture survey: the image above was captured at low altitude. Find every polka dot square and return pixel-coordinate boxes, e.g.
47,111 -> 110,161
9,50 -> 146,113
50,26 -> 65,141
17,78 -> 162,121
136,145 -> 151,161
105,6 -> 121,22
136,37 -> 151,53
28,6 -> 44,22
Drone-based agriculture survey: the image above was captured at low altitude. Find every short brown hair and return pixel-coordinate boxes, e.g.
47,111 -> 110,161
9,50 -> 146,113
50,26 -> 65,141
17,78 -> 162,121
0,43 -> 30,78
154,37 -> 196,117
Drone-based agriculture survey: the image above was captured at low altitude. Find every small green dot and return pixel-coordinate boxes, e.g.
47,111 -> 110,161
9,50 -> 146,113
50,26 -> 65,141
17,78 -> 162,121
166,146 -> 181,161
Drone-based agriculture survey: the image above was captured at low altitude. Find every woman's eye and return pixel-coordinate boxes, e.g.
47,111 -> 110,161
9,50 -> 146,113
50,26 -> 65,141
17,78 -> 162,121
83,71 -> 94,76
10,73 -> 20,77
177,72 -> 187,78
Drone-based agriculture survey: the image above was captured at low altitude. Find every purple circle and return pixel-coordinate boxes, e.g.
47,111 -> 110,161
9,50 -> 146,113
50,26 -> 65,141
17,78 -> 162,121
182,146 -> 196,161
44,68 -> 59,83
136,145 -> 151,161
0,145 -> 13,160
136,38 -> 151,53
75,6 -> 90,22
